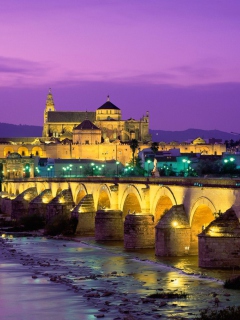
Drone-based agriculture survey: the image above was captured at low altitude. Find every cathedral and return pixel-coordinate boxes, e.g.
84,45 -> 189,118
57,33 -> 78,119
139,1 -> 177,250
42,89 -> 151,143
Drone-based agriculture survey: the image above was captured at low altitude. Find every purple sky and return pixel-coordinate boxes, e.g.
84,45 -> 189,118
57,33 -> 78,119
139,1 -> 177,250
0,0 -> 240,132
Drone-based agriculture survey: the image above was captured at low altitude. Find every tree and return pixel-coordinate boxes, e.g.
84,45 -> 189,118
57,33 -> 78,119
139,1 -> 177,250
124,157 -> 146,176
150,142 -> 159,155
129,139 -> 139,167
196,159 -> 222,176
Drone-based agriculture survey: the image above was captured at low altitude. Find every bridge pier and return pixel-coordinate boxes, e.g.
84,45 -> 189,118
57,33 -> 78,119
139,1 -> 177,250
124,214 -> 155,249
28,189 -> 53,217
95,210 -> 123,241
199,208 -> 240,268
72,194 -> 96,236
46,189 -> 74,221
0,196 -> 12,216
155,205 -> 191,256
12,187 -> 38,220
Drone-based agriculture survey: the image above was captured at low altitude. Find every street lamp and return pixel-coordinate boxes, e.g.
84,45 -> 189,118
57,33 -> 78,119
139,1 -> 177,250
182,159 -> 187,173
48,165 -> 53,177
186,160 -> 191,176
91,163 -> 95,176
101,164 -> 105,176
116,161 -> 119,176
147,159 -> 151,177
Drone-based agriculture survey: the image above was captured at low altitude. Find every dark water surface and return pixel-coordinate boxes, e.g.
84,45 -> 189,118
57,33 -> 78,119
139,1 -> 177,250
1,235 -> 240,320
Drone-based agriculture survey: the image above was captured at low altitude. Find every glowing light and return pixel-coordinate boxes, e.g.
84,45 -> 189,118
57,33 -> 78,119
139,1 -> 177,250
172,221 -> 178,227
42,196 -> 49,204
1,234 -> 6,238
58,197 -> 65,204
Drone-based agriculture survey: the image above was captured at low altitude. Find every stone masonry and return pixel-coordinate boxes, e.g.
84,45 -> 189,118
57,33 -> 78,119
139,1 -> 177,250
95,210 -> 123,241
198,208 -> 240,268
155,205 -> 191,256
124,214 -> 155,249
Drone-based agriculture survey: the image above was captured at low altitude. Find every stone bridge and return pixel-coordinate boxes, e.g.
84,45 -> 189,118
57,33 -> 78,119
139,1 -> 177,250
2,176 -> 240,255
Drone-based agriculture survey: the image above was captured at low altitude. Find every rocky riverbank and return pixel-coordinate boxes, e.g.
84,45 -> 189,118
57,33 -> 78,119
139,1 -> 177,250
1,235 -> 240,319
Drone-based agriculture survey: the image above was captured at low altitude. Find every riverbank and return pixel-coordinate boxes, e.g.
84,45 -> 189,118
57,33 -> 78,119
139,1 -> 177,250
1,235 -> 240,319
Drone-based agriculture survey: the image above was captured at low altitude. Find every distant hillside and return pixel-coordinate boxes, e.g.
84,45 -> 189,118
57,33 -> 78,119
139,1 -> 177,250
0,123 -> 237,142
0,123 -> 42,137
150,129 -> 237,143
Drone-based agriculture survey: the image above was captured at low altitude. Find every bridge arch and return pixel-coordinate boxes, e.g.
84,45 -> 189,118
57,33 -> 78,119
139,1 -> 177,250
51,182 -> 69,197
190,196 -> 216,226
36,182 -> 50,195
74,184 -> 88,205
121,184 -> 142,218
6,182 -> 15,196
96,184 -> 111,210
26,182 -> 37,190
189,196 -> 216,254
152,186 -> 177,224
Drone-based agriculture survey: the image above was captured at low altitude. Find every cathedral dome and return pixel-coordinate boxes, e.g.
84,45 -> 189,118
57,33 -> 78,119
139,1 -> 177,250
96,96 -> 121,121
73,119 -> 101,144
97,96 -> 120,110
74,119 -> 100,131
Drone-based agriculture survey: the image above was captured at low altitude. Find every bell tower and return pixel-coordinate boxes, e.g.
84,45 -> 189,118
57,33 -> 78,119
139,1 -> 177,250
44,88 -> 55,124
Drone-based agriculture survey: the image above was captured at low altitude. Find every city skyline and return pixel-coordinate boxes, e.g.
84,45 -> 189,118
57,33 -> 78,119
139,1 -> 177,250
0,1 -> 240,132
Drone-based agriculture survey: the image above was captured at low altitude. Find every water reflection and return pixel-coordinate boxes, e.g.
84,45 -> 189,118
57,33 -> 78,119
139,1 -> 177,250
2,236 -> 240,320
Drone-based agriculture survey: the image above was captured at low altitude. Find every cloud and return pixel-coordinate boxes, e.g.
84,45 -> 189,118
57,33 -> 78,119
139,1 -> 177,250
172,64 -> 219,80
57,63 -> 221,87
0,56 -> 49,75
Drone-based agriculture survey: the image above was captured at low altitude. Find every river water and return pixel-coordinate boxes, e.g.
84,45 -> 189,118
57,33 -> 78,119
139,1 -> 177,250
1,234 -> 240,320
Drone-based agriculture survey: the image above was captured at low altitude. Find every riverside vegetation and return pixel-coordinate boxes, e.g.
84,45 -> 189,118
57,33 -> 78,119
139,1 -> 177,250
0,212 -> 78,236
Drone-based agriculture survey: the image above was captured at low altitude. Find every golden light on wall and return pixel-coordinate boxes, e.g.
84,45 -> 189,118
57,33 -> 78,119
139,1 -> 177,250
58,197 -> 65,204
42,196 -> 49,204
172,220 -> 178,228
23,195 -> 31,201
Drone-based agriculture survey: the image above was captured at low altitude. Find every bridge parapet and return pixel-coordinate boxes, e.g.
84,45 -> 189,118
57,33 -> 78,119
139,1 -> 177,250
3,176 -> 240,189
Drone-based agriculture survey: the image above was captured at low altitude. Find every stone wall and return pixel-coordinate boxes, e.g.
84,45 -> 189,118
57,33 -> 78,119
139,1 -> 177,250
75,212 -> 96,236
155,205 -> 191,256
198,208 -> 240,268
73,194 -> 96,236
124,214 -> 155,249
199,235 -> 240,268
46,189 -> 74,221
155,227 -> 191,256
29,189 -> 53,217
95,210 -> 123,241
0,198 -> 12,216
11,187 -> 38,220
